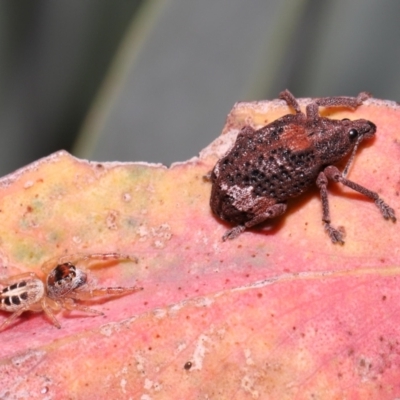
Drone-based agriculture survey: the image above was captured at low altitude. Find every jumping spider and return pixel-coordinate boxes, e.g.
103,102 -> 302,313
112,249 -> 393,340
0,253 -> 142,331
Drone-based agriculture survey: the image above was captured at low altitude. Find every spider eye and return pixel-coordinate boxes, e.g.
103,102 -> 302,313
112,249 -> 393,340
342,118 -> 350,122
348,128 -> 358,139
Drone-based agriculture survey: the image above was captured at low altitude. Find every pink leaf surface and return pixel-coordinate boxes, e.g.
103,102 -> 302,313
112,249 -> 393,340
0,96 -> 400,399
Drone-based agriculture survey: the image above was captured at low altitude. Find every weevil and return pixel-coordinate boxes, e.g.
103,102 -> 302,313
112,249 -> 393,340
209,89 -> 396,244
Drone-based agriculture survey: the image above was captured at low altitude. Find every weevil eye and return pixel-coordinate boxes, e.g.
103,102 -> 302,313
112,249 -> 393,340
348,128 -> 358,139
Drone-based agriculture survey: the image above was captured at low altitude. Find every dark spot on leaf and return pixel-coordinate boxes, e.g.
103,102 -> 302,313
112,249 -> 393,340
184,361 -> 192,370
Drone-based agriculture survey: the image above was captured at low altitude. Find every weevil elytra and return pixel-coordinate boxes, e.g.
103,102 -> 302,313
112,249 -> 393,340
209,89 -> 396,244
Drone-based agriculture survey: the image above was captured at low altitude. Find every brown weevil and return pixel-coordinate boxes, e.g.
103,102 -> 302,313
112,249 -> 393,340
209,89 -> 396,244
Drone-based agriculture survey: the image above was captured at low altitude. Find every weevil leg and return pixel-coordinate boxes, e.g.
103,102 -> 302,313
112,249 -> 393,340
279,90 -> 302,114
314,92 -> 371,109
223,203 -> 287,241
306,92 -> 371,120
244,203 -> 287,228
324,165 -> 396,222
223,225 -> 246,241
316,170 -> 345,245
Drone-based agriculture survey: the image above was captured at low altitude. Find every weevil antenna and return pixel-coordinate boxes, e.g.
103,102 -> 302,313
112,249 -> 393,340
342,135 -> 363,177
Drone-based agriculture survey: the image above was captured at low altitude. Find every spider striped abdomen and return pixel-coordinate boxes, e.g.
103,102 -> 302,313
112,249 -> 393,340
0,278 -> 44,312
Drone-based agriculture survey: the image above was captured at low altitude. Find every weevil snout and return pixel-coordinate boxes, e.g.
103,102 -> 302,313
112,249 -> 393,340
349,120 -> 376,143
362,121 -> 376,139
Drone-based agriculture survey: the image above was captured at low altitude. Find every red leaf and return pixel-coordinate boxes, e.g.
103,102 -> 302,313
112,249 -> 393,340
1,96 -> 399,399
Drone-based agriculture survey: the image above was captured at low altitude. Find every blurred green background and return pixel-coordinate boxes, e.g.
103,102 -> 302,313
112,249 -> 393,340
1,0 -> 399,176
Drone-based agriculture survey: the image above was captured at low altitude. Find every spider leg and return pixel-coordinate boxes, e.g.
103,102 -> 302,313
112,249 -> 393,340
41,252 -> 137,274
61,298 -> 104,316
40,298 -> 61,329
0,272 -> 38,286
0,308 -> 25,331
74,253 -> 138,269
41,254 -> 69,275
71,286 -> 143,300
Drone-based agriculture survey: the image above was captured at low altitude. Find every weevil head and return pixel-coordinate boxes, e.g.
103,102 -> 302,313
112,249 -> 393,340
310,117 -> 376,166
346,119 -> 376,140
338,118 -> 376,156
